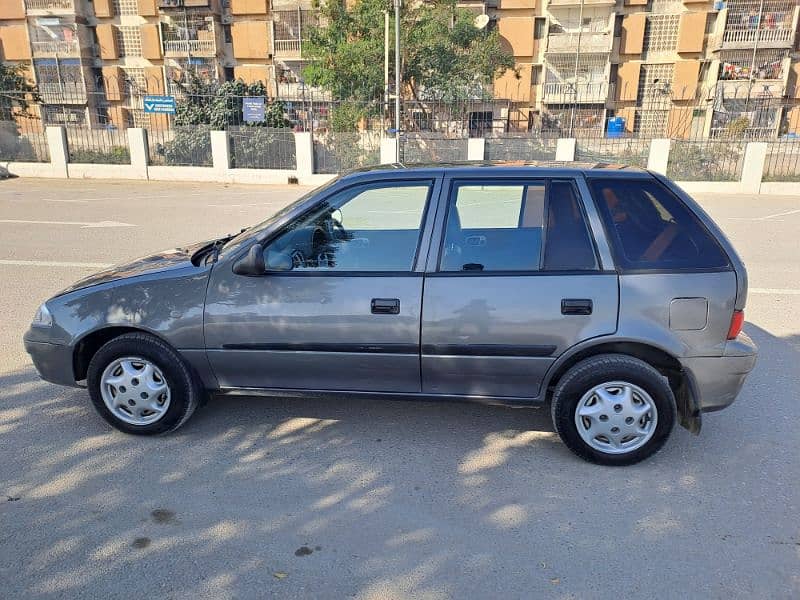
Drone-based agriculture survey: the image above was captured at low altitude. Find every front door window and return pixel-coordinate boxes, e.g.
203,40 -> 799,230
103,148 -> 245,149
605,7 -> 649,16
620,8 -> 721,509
265,182 -> 432,272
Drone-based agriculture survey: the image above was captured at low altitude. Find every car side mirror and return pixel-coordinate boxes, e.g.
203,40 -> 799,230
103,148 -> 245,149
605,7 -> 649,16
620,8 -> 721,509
233,243 -> 266,276
265,250 -> 293,272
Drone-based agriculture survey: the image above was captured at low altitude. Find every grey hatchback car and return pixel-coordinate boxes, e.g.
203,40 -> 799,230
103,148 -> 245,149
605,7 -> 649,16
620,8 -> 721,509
25,163 -> 757,465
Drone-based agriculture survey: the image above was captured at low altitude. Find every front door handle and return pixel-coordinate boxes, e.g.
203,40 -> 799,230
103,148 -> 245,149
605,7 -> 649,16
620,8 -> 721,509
371,298 -> 400,315
561,298 -> 593,315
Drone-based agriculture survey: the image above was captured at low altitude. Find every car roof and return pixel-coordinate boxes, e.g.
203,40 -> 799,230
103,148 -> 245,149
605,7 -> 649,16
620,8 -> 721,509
341,160 -> 652,181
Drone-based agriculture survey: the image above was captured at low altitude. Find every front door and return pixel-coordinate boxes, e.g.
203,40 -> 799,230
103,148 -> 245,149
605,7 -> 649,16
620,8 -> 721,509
421,177 -> 619,399
204,178 -> 436,393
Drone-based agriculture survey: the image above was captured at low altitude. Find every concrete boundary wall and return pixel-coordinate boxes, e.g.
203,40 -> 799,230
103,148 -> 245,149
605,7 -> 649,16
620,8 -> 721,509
3,127 -> 797,195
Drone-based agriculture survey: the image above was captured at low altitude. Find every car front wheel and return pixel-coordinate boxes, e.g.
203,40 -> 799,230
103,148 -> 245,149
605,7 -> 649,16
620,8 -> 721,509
87,332 -> 201,435
550,354 -> 676,466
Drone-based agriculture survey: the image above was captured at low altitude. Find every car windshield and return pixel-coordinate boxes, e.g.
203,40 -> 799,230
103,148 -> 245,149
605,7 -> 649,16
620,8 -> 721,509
220,177 -> 340,251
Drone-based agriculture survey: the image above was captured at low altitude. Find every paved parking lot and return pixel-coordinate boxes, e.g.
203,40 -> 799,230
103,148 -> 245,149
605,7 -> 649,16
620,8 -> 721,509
1,178 -> 798,599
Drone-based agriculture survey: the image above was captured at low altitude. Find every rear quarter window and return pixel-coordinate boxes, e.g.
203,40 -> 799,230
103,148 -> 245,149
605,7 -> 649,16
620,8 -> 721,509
589,178 -> 730,271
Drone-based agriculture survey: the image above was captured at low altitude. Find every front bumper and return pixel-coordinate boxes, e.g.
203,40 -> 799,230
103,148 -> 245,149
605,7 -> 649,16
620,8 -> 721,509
680,332 -> 758,413
24,337 -> 79,387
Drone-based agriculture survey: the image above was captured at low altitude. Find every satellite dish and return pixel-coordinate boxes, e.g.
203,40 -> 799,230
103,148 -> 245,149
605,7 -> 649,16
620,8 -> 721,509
474,14 -> 490,30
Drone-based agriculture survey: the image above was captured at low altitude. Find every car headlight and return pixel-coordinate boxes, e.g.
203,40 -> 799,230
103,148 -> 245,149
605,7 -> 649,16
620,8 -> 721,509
32,303 -> 53,328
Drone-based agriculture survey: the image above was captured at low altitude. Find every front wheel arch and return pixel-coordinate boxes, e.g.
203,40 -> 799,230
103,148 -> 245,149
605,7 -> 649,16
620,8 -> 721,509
73,326 -> 166,382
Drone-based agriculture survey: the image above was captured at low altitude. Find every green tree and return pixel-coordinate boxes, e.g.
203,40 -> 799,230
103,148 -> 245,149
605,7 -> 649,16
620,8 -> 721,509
172,76 -> 289,129
302,0 -> 514,103
0,63 -> 39,120
0,63 -> 41,161
157,76 -> 290,167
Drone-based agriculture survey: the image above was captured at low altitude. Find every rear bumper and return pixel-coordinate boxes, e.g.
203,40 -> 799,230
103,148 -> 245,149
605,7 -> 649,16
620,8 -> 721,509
680,333 -> 758,413
24,337 -> 79,387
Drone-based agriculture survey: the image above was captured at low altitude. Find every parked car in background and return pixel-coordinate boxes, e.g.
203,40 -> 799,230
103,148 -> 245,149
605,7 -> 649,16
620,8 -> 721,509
25,163 -> 757,465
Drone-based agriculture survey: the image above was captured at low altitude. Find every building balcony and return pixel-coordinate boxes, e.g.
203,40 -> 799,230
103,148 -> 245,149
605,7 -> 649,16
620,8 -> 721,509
30,39 -> 80,57
25,0 -> 76,12
719,27 -> 795,50
547,0 -> 614,7
542,82 -> 608,104
38,82 -> 87,105
546,32 -> 612,54
163,39 -> 217,57
273,39 -> 304,59
716,78 -> 786,98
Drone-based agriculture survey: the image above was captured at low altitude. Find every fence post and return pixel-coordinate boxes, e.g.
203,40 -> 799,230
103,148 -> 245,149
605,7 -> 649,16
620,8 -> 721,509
45,126 -> 69,178
210,130 -> 230,172
741,142 -> 767,194
647,139 -> 671,175
467,138 -> 485,161
556,138 -> 576,161
127,128 -> 149,180
380,137 -> 398,164
294,131 -> 314,179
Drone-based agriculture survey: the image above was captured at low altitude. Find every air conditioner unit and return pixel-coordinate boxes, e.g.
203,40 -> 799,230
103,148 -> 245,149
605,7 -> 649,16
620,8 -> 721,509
92,57 -> 103,68
221,14 -> 233,24
222,58 -> 235,67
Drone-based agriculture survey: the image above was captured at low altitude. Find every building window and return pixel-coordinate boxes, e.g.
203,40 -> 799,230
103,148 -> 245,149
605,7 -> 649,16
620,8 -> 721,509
112,0 -> 139,15
116,26 -> 142,57
633,109 -> 669,137
43,105 -> 87,126
643,15 -> 680,57
638,63 -> 674,100
223,23 -> 233,44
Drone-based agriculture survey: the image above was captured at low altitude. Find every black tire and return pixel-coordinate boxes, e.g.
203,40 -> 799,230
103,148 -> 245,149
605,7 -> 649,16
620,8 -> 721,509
550,354 -> 676,466
87,332 -> 202,435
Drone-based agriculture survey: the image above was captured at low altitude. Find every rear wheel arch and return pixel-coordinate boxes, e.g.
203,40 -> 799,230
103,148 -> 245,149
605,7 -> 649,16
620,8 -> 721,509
544,339 -> 699,432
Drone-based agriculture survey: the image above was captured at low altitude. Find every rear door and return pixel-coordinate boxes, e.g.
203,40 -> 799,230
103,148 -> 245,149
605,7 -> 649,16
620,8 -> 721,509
420,175 -> 619,399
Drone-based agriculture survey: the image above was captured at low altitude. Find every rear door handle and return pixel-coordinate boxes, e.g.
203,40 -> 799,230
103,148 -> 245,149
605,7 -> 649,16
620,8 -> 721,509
371,298 -> 400,315
561,299 -> 593,315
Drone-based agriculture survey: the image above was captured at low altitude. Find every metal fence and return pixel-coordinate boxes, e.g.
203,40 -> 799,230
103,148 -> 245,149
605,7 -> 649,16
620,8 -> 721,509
764,140 -> 800,181
0,118 -> 49,163
666,140 -> 747,182
228,127 -> 296,170
66,126 -> 130,164
147,124 -> 212,167
575,138 -> 651,167
313,131 -> 381,174
401,134 -> 469,164
484,135 -> 558,161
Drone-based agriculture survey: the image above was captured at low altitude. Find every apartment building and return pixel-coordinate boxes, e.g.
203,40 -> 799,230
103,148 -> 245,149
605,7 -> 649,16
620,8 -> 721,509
1,0 -> 799,136
490,0 -> 800,137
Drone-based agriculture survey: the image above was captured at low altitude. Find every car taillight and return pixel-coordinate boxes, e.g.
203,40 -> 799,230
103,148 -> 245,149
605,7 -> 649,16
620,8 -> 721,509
727,310 -> 744,340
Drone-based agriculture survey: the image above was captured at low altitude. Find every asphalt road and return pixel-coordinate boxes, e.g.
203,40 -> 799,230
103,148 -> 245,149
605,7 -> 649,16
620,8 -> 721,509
0,178 -> 798,599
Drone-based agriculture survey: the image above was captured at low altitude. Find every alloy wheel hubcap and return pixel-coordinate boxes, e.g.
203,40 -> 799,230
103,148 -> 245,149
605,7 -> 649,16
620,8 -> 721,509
574,381 -> 657,455
100,357 -> 171,425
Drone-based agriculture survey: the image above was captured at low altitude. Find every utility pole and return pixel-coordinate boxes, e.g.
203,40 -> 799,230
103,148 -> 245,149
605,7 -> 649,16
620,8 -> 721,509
384,10 -> 389,124
394,0 -> 401,161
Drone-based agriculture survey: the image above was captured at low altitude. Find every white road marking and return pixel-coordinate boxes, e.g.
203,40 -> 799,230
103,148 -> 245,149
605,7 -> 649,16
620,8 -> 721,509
750,288 -> 800,295
0,219 -> 135,228
0,259 -> 111,268
41,198 -> 89,204
757,208 -> 800,221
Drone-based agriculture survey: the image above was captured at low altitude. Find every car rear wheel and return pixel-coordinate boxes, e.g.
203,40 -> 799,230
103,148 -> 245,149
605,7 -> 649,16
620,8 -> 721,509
550,354 -> 676,466
87,332 -> 201,435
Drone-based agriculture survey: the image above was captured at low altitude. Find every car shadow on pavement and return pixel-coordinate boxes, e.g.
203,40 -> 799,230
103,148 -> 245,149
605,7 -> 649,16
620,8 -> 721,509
1,322 -> 798,599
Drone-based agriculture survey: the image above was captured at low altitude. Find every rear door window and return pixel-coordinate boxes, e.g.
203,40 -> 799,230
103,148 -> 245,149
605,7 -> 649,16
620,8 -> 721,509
439,179 -> 598,272
588,178 -> 730,271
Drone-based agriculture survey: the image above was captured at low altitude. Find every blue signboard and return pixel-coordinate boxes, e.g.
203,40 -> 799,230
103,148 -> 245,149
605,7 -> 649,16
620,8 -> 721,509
243,97 -> 265,123
143,95 -> 176,115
